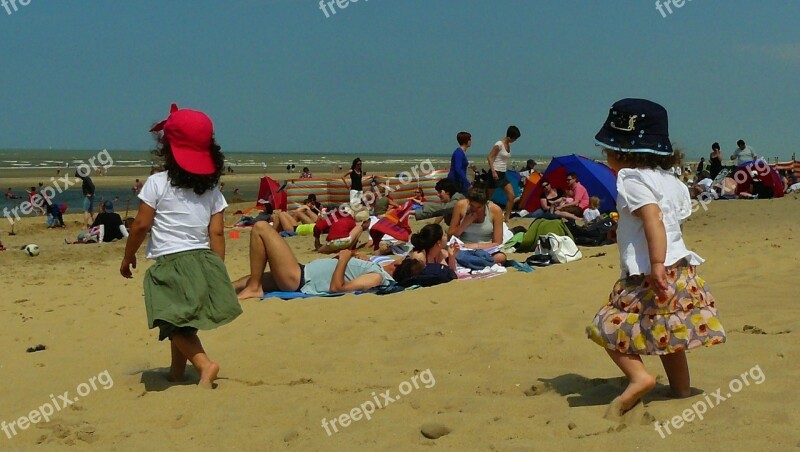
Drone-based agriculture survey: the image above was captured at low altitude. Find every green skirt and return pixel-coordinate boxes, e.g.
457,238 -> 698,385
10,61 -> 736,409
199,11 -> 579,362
144,249 -> 242,340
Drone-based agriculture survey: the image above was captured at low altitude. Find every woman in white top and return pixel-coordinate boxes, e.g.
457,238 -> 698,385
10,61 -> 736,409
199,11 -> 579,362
487,125 -> 521,221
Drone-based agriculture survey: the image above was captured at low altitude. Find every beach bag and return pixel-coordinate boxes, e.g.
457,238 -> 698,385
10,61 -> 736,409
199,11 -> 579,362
397,263 -> 458,288
543,232 -> 582,264
568,217 -> 615,246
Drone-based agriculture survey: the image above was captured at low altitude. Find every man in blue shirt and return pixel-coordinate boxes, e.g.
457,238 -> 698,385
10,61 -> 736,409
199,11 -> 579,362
448,131 -> 472,194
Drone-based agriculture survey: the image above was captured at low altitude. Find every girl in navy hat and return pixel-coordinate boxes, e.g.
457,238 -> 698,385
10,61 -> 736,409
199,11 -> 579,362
120,104 -> 242,388
586,99 -> 726,415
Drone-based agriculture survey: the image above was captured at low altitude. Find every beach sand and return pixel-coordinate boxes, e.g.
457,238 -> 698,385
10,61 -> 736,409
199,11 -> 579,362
0,181 -> 798,450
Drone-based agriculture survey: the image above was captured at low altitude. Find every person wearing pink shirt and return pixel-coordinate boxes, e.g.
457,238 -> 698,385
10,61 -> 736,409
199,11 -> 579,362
555,172 -> 590,221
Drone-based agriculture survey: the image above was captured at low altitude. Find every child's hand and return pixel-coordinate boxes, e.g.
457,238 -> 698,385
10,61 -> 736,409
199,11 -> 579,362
648,263 -> 669,301
120,255 -> 137,278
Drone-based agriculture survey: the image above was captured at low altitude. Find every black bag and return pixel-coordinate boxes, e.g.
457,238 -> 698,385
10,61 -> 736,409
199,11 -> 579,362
568,217 -> 615,247
397,263 -> 457,288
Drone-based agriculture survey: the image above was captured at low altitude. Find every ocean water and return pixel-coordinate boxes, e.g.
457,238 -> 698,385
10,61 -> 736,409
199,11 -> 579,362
0,149 -> 559,215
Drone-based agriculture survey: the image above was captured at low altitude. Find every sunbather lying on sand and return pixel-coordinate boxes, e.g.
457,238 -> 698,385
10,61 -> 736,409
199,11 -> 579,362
234,221 -> 424,300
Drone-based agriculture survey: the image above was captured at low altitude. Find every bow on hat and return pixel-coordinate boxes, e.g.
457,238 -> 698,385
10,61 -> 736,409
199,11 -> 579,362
149,103 -> 179,132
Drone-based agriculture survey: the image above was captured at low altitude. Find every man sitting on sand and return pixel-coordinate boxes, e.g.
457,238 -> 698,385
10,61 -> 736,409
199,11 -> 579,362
291,196 -> 322,224
234,221 -> 423,300
411,178 -> 465,225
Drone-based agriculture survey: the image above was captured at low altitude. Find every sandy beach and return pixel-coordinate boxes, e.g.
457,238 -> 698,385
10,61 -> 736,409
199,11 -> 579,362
1,174 -> 798,450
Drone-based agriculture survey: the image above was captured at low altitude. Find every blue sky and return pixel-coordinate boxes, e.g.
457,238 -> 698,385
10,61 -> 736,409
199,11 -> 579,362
1,0 -> 798,159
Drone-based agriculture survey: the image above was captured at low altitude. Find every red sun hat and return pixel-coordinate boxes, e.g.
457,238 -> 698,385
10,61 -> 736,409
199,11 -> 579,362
150,104 -> 216,175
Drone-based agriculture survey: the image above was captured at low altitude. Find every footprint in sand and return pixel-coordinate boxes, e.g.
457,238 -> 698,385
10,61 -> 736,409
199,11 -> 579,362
523,383 -> 550,397
420,422 -> 451,439
742,325 -> 792,335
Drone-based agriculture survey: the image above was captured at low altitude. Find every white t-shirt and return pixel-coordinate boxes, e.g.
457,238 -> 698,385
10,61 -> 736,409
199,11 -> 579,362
492,141 -> 511,172
583,208 -> 600,223
138,172 -> 228,259
615,168 -> 703,277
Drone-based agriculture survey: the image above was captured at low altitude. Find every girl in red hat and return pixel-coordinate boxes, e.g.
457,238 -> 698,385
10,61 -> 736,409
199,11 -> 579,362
120,104 -> 242,388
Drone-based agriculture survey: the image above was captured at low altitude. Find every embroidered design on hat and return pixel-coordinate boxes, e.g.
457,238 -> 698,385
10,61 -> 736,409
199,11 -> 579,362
610,114 -> 638,132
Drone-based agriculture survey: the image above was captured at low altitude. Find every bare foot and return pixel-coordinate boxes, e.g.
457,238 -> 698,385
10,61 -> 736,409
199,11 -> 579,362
616,374 -> 656,415
237,287 -> 264,300
198,361 -> 220,389
669,387 -> 692,399
166,372 -> 186,383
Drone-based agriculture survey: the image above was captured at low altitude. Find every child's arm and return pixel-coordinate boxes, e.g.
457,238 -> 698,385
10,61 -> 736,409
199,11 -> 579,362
208,211 -> 225,261
120,203 -> 156,278
636,204 -> 669,300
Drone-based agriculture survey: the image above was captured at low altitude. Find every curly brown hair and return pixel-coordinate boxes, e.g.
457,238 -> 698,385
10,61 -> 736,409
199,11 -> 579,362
151,133 -> 225,195
604,144 -> 684,171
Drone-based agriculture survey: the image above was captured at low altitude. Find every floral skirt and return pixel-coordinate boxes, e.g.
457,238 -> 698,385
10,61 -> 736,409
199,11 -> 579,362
586,260 -> 726,355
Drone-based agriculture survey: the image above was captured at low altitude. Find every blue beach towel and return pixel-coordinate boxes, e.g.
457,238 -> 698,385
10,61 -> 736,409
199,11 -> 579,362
261,283 -> 412,300
262,291 -> 344,300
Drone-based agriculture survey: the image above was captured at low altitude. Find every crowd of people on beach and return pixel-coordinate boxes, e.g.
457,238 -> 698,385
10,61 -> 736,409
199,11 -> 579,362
6,98 -> 785,419
111,100 -> 732,421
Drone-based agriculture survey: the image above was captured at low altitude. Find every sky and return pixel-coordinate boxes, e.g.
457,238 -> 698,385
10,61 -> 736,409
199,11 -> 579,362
1,0 -> 799,160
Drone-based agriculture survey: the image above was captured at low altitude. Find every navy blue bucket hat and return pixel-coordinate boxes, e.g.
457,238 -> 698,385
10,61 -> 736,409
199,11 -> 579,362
595,98 -> 673,155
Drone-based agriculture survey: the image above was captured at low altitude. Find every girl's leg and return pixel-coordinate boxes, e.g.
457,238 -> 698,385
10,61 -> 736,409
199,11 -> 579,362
237,221 -> 303,299
605,349 -> 657,415
659,351 -> 691,398
502,183 -> 515,221
171,332 -> 218,389
168,340 -> 188,382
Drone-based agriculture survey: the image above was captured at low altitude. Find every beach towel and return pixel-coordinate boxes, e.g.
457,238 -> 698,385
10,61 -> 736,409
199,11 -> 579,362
506,259 -> 534,273
262,291 -> 345,300
261,283 -> 410,300
369,202 -> 415,249
516,218 -> 574,252
456,264 -> 508,280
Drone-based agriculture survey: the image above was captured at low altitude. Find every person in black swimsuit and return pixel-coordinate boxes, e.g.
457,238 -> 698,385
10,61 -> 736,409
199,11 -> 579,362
342,158 -> 365,207
709,142 -> 723,180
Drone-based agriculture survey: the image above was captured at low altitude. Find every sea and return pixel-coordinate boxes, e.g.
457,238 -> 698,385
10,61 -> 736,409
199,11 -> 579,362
0,149 -> 562,215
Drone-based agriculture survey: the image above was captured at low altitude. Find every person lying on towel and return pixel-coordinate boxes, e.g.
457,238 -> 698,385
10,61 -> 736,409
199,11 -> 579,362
234,221 -> 424,300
